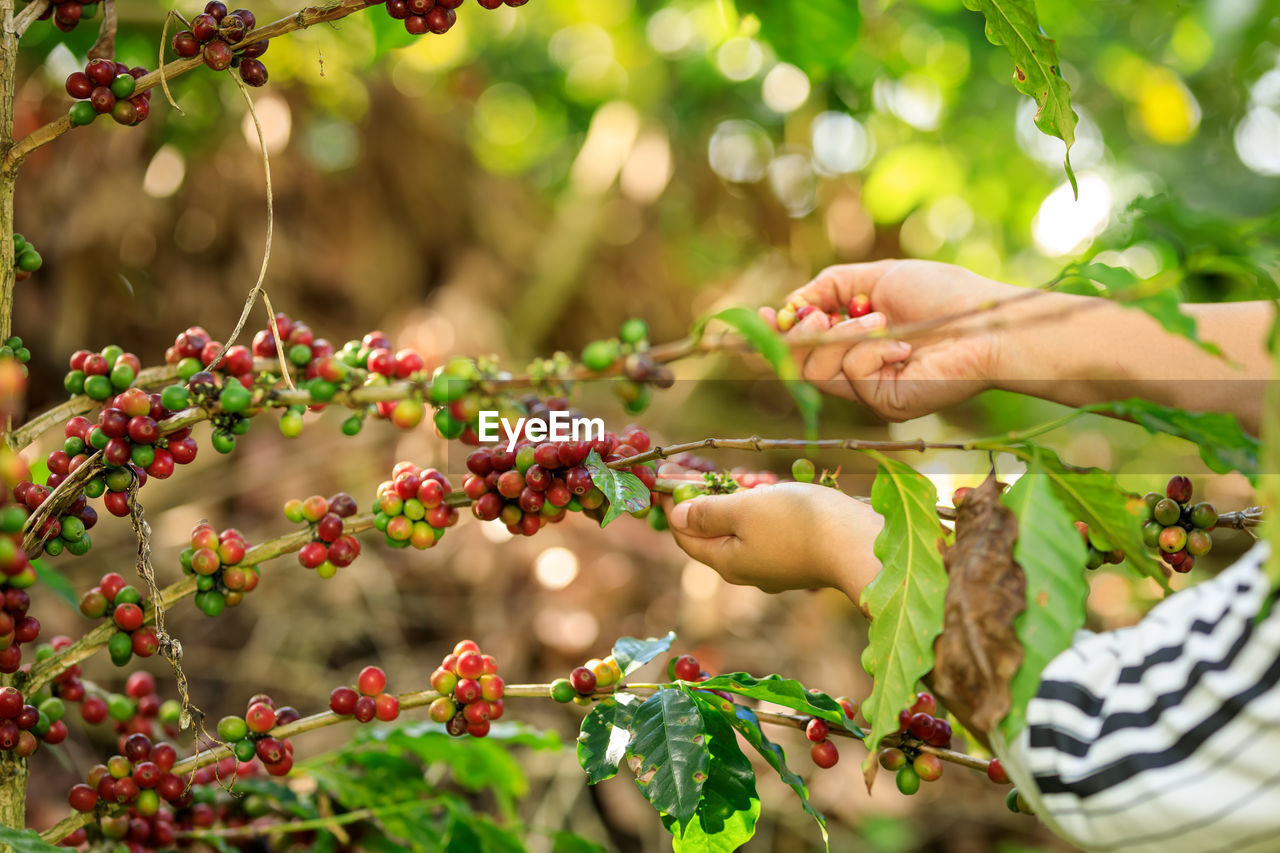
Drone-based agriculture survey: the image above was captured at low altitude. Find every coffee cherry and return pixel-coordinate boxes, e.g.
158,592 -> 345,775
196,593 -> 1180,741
1158,525 -> 1187,554
428,697 -> 455,723
1153,498 -> 1181,526
1166,475 -> 1193,504
216,715 -> 248,742
239,59 -> 268,88
1190,502 -> 1218,530
906,712 -> 935,741
353,695 -> 377,723
69,783 -> 98,812
203,41 -> 234,71
805,718 -> 829,742
1186,529 -> 1212,556
245,701 -> 276,733
986,757 -> 1009,784
913,753 -> 942,782
173,30 -> 201,56
909,692 -> 936,717
569,666 -> 597,695
357,665 -> 387,696
791,458 -> 816,483
896,766 -> 921,795
550,679 -> 575,703
66,71 -> 93,98
809,739 -> 839,768
878,747 -> 907,771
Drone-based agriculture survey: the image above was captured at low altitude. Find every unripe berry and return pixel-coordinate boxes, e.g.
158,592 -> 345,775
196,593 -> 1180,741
913,753 -> 943,781
1158,525 -> 1187,554
896,766 -> 921,795
1153,498 -> 1181,526
878,747 -> 907,771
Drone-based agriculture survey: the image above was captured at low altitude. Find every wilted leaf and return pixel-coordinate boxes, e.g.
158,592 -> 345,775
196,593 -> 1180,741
931,475 -> 1025,734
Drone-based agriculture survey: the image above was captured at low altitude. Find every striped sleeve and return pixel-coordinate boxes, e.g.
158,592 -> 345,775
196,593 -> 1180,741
996,543 -> 1280,853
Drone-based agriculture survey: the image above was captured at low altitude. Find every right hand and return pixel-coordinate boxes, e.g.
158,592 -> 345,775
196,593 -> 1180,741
761,259 -> 1028,421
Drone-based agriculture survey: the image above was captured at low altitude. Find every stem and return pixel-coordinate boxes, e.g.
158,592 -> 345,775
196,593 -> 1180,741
613,435 -> 993,469
0,753 -> 24,833
4,0 -> 378,170
11,0 -> 48,36
0,0 -> 16,349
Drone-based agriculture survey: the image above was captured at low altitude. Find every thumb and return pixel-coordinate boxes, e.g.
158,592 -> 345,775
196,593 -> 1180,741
667,494 -> 739,539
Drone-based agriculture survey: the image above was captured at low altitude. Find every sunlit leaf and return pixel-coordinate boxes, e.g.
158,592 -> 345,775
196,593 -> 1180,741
577,694 -> 641,785
694,673 -> 862,735
585,450 -> 650,527
624,689 -> 709,830
612,632 -> 676,677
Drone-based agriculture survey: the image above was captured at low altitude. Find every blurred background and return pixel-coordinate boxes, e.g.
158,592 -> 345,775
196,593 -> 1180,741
10,0 -> 1280,849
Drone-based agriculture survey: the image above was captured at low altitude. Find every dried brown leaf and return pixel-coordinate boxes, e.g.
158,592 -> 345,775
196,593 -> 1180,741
931,474 -> 1026,732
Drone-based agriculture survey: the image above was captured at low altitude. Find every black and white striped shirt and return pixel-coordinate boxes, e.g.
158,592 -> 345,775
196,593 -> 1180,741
997,544 -> 1280,853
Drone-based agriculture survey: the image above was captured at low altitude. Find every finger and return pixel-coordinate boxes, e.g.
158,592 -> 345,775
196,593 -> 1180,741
783,309 -> 830,369
757,306 -> 778,331
841,339 -> 913,412
667,494 -> 741,539
800,313 -> 888,383
669,529 -> 741,572
783,260 -> 902,314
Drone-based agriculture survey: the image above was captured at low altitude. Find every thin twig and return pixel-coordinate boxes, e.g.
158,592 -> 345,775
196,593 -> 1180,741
158,9 -> 185,114
614,436 -> 988,469
12,0 -> 49,36
85,0 -> 117,60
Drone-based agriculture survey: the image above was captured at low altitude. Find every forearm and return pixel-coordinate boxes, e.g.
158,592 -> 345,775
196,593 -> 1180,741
993,295 -> 1272,433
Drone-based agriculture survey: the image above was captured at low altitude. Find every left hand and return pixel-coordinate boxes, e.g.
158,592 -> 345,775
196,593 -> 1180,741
661,483 -> 883,596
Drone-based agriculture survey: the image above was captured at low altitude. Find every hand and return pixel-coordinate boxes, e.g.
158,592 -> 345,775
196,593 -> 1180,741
762,259 -> 1027,421
661,483 -> 882,597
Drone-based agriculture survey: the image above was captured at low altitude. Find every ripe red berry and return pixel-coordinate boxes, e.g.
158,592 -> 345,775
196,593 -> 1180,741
805,718 -> 829,742
569,667 -> 597,695
352,696 -> 377,723
453,678 -> 481,705
810,739 -> 839,768
374,693 -> 400,721
987,757 -> 1010,784
455,651 -> 484,680
671,655 -> 701,682
329,686 -> 358,715
906,712 -> 936,741
1166,475 -> 1193,504
357,666 -> 387,696
113,603 -> 144,632
245,702 -> 276,733
909,692 -> 937,717
68,784 -> 98,812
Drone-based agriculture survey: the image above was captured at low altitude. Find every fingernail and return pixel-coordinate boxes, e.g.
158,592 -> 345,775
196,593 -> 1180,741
668,502 -> 691,528
892,340 -> 912,354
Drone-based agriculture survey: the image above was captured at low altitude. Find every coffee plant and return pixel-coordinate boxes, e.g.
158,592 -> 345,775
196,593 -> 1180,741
1,0 -> 1278,851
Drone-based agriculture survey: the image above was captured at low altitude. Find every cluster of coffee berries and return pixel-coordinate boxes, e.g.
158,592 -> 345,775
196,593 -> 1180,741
161,325 -> 254,389
427,640 -> 504,739
172,2 -> 268,85
0,585 -> 36,673
380,0 -> 472,38
180,522 -> 258,616
79,572 -> 161,667
1074,521 -> 1124,570
68,732 -> 186,815
329,665 -> 400,724
550,654 -> 625,705
183,369 -> 254,453
576,319 -> 668,413
13,480 -> 95,560
217,694 -> 299,776
311,330 -> 426,435
464,427 -> 654,536
77,671 -> 185,748
881,692 -> 950,794
13,234 -> 42,282
0,684 -> 62,755
374,464 -> 456,549
64,344 -> 142,400
35,0 -> 100,33
285,492 -> 361,577
770,293 -> 873,333
65,58 -> 151,127
1141,475 -> 1217,574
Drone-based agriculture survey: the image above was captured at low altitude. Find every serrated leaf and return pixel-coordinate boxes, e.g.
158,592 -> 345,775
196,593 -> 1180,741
612,632 -> 676,677
714,699 -> 827,844
0,825 -> 65,853
585,450 -> 650,527
962,0 -> 1077,190
858,455 -> 948,780
707,307 -> 821,438
693,674 -> 862,736
624,689 -> 709,830
577,694 -> 641,785
30,558 -> 77,607
999,452 -> 1090,741
1032,446 -> 1169,591
1090,398 -> 1259,479
736,0 -> 856,76
662,694 -> 760,853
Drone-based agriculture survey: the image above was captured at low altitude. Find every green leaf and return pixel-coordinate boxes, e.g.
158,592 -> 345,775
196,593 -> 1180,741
962,0 -> 1078,190
0,826 -> 65,853
577,694 -> 641,785
585,450 -> 650,527
367,9 -> 417,59
999,452 -> 1090,741
624,688 -> 709,830
693,674 -> 863,736
663,694 -> 761,853
1031,446 -> 1170,591
31,558 -> 77,607
612,631 -> 676,677
706,307 -> 821,438
1089,398 -> 1260,479
735,0 -> 856,76
858,455 -> 948,772
714,699 -> 827,843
